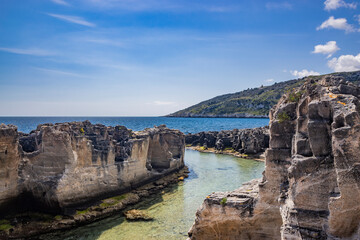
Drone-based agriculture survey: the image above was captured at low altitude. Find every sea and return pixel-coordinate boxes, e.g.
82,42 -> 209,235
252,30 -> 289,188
0,116 -> 269,134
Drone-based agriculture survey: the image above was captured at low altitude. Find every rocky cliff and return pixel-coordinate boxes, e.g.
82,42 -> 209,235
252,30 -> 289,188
188,74 -> 360,239
185,127 -> 269,155
0,121 -> 185,214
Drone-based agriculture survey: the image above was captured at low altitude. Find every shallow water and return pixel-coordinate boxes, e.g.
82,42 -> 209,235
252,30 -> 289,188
0,116 -> 268,134
42,149 -> 264,240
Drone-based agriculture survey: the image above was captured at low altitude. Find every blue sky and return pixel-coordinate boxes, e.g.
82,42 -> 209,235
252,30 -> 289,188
0,0 -> 360,116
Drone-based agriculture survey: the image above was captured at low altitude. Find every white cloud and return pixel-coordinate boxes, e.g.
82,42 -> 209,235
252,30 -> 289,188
312,41 -> 340,58
356,14 -> 360,24
47,13 -> 96,27
324,0 -> 356,10
328,54 -> 360,72
265,78 -> 274,82
82,38 -> 124,47
51,0 -> 70,6
77,0 -> 238,12
266,2 -> 292,10
0,47 -> 54,56
147,101 -> 177,106
317,16 -> 355,32
290,69 -> 320,78
33,67 -> 86,78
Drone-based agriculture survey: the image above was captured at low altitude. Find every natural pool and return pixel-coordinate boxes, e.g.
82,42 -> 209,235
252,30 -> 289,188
41,149 -> 264,240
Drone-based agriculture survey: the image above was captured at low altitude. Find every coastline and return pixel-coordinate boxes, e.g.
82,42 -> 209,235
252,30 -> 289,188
186,146 -> 265,162
0,167 -> 189,239
165,115 -> 269,119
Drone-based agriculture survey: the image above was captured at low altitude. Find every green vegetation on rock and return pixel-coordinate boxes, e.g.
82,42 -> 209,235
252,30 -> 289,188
76,208 -> 91,215
277,112 -> 291,123
0,220 -> 13,232
220,197 -> 227,205
167,71 -> 360,118
100,194 -> 127,208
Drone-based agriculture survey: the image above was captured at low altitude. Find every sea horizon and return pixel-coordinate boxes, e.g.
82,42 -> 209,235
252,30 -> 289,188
0,116 -> 269,134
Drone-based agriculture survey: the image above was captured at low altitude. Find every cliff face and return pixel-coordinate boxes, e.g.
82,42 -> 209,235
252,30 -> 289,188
189,75 -> 360,239
185,127 -> 269,155
0,121 -> 185,213
0,125 -> 21,212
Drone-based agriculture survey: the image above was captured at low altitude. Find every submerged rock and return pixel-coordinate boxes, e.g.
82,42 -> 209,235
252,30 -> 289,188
188,74 -> 360,239
124,209 -> 153,221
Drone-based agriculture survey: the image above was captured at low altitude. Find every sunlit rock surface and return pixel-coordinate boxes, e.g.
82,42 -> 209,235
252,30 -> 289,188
189,74 -> 360,239
0,122 -> 184,213
185,127 -> 269,154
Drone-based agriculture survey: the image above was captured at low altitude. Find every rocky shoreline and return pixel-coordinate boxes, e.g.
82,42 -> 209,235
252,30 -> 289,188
188,74 -> 360,239
185,126 -> 269,159
0,167 -> 189,239
167,114 -> 268,118
186,146 -> 265,161
0,121 -> 186,239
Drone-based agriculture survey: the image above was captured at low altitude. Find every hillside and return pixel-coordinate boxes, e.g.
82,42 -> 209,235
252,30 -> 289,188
167,71 -> 360,118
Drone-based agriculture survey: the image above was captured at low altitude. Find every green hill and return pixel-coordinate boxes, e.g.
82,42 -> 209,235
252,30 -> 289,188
167,71 -> 360,118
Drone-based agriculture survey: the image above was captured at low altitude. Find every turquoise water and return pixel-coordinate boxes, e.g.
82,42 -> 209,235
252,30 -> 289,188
0,117 -> 268,134
41,149 -> 264,240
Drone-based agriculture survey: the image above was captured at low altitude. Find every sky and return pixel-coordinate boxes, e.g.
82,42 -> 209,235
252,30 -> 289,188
0,0 -> 360,116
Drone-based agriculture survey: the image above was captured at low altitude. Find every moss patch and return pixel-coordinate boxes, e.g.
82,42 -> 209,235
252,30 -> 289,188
111,194 -> 127,201
0,220 -> 13,231
100,194 -> 127,208
76,208 -> 91,215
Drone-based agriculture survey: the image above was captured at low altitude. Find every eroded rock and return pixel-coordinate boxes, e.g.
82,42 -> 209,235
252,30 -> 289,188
189,74 -> 360,239
0,122 -> 185,214
185,127 -> 269,154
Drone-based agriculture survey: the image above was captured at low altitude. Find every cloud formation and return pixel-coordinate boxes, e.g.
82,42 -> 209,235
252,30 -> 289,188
34,67 -> 86,78
312,41 -> 340,58
356,14 -> 360,24
317,16 -> 355,32
324,0 -> 356,10
76,0 -> 238,12
290,69 -> 320,78
47,13 -> 96,27
0,47 -> 54,56
147,101 -> 177,106
265,78 -> 274,82
51,0 -> 70,6
328,54 -> 360,72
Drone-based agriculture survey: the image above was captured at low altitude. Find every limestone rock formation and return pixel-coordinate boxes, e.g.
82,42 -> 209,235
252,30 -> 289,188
185,127 -> 269,154
0,121 -> 185,214
189,75 -> 360,239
